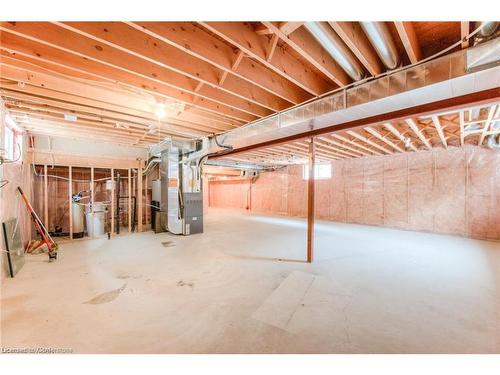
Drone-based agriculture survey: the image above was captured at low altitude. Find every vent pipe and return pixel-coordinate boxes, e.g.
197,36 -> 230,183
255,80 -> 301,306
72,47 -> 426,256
304,22 -> 365,81
477,22 -> 499,38
361,22 -> 400,70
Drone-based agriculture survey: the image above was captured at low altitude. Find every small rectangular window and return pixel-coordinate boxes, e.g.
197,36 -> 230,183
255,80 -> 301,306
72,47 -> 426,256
4,125 -> 14,160
3,115 -> 22,162
303,163 -> 332,180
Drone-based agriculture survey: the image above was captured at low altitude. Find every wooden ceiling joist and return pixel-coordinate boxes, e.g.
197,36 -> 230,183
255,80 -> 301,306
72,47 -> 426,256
383,122 -> 418,152
363,126 -> 404,152
127,22 -> 302,106
330,133 -> 382,156
405,118 -> 432,149
394,22 -> 422,64
56,22 -> 284,115
431,115 -> 448,148
346,130 -> 393,154
329,22 -> 383,76
0,23 -> 260,122
478,105 -> 497,145
261,21 -> 351,87
199,22 -> 336,96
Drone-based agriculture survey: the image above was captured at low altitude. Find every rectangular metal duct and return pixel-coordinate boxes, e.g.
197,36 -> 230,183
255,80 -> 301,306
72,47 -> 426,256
214,38 -> 500,152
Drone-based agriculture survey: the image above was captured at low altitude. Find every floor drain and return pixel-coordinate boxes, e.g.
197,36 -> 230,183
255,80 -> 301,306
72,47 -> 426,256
161,241 -> 176,247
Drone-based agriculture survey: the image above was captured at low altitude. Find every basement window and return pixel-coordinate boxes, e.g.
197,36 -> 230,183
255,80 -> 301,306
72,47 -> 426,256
3,115 -> 23,162
303,163 -> 331,180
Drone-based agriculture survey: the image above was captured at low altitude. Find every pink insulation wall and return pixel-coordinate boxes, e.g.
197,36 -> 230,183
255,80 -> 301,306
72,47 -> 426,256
208,146 -> 500,241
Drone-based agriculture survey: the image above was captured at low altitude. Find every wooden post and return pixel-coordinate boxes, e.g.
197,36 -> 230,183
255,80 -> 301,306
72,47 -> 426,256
128,168 -> 132,233
307,138 -> 315,263
137,165 -> 143,232
90,167 -> 95,237
144,170 -> 148,225
43,164 -> 48,229
69,166 -> 73,240
90,167 -> 95,213
110,168 -> 115,235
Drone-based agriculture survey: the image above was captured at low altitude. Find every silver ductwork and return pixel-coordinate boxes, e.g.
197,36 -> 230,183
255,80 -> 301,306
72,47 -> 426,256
304,22 -> 365,81
477,22 -> 499,38
361,22 -> 400,70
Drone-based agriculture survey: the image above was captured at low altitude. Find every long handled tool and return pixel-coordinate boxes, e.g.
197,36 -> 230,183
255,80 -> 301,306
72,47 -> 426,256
17,187 -> 58,261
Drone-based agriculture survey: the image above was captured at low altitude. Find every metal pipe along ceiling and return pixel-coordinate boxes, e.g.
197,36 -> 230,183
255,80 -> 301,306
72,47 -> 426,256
360,22 -> 400,70
304,22 -> 365,81
477,21 -> 499,37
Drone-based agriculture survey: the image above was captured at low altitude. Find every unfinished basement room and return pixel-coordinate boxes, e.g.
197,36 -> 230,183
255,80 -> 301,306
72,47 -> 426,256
1,7 -> 500,362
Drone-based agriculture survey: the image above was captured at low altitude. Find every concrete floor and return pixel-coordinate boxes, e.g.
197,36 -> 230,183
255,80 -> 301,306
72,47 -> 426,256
1,208 -> 499,353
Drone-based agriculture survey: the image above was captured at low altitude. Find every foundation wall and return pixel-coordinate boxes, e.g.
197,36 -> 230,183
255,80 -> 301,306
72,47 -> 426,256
1,101 -> 31,279
208,146 -> 500,241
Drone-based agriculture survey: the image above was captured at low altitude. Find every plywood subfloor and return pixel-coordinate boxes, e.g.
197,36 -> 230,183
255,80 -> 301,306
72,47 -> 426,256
1,209 -> 499,353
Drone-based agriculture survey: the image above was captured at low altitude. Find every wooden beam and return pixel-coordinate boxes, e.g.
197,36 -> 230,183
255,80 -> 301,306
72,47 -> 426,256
461,22 -> 470,49
0,89 -> 232,136
318,135 -> 368,156
68,166 -> 73,240
478,105 -> 497,145
110,168 -> 115,235
43,164 -> 48,229
279,22 -> 304,36
128,22 -> 304,105
262,21 -> 350,87
0,60 -> 246,128
199,22 -> 335,96
346,130 -> 393,154
329,22 -> 383,76
383,122 -> 418,152
405,118 -> 432,149
1,83 -> 240,133
137,166 -> 143,232
394,22 -> 422,64
431,115 -> 448,148
330,133 -> 382,155
364,126 -> 404,152
128,168 -> 132,233
57,22 -> 279,115
0,24 -> 260,122
307,138 -> 315,263
314,139 -> 358,158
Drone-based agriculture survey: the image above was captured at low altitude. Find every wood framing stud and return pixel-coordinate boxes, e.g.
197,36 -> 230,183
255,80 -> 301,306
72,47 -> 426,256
128,168 -> 132,233
461,22 -> 470,49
